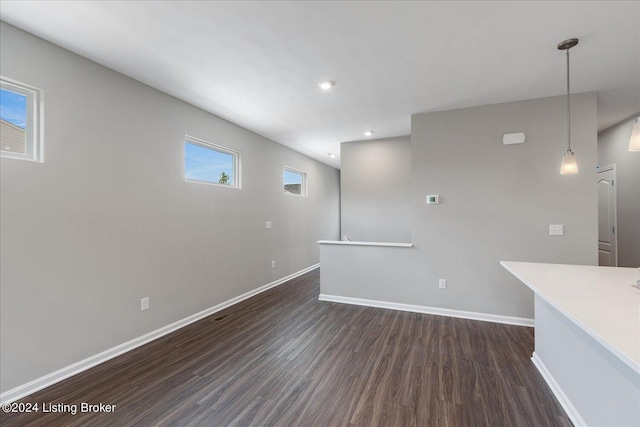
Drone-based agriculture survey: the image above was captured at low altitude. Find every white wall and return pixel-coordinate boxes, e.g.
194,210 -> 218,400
0,22 -> 340,394
321,93 -> 598,319
340,136 -> 412,242
598,115 -> 640,267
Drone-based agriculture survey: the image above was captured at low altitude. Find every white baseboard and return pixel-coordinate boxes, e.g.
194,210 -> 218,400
531,352 -> 586,427
318,294 -> 534,327
0,264 -> 319,404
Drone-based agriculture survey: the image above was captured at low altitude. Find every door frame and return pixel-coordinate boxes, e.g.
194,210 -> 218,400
597,164 -> 618,267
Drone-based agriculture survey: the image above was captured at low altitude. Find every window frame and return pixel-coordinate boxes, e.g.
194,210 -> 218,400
0,76 -> 44,162
184,135 -> 241,189
283,166 -> 307,197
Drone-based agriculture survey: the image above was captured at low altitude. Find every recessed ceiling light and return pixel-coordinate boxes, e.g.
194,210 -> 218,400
319,80 -> 335,91
327,153 -> 336,158
364,130 -> 374,137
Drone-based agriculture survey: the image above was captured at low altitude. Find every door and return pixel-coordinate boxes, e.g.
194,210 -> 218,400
597,165 -> 617,266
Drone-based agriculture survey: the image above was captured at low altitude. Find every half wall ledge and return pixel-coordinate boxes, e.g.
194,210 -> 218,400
317,242 -> 533,328
317,240 -> 413,248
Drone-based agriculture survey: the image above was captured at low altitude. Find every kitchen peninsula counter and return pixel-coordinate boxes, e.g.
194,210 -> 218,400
501,261 -> 639,427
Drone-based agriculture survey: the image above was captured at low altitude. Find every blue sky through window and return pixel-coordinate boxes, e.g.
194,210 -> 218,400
185,142 -> 234,185
284,169 -> 303,185
0,88 -> 27,129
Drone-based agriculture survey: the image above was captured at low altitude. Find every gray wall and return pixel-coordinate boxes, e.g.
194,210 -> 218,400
598,115 -> 640,267
0,22 -> 340,393
322,93 -> 598,319
411,93 -> 598,316
340,136 -> 412,242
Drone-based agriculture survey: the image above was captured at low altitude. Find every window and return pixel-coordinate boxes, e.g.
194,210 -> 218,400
283,167 -> 306,196
0,77 -> 43,162
184,136 -> 240,188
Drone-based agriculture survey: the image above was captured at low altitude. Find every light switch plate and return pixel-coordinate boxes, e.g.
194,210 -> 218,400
265,221 -> 272,229
549,224 -> 564,236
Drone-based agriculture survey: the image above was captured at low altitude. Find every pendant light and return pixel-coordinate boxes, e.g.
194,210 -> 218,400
629,117 -> 640,151
558,38 -> 579,175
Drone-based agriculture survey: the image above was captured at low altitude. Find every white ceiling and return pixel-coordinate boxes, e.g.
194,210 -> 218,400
1,1 -> 639,168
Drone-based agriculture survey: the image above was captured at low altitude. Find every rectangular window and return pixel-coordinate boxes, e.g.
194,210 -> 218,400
283,167 -> 306,196
184,136 -> 240,188
1,77 -> 43,162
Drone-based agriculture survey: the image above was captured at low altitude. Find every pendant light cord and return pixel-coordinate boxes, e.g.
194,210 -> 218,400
566,48 -> 572,152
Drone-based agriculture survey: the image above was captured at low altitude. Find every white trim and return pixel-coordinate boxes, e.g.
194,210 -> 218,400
531,352 -> 586,427
0,264 -> 319,404
318,294 -> 533,327
317,240 -> 413,248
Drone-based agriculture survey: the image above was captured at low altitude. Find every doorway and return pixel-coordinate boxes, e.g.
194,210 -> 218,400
597,165 -> 618,266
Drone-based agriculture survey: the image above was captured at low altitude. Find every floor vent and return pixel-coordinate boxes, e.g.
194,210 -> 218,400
213,314 -> 232,322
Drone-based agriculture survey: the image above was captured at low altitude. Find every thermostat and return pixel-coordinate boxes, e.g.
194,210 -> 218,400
426,195 -> 440,204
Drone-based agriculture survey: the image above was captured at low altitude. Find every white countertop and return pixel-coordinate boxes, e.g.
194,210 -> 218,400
501,261 -> 640,374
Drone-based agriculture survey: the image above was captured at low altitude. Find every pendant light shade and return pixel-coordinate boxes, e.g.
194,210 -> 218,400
560,149 -> 578,174
630,117 -> 640,152
558,38 -> 579,175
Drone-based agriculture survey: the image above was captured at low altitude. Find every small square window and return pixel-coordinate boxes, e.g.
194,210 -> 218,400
1,77 -> 43,162
283,167 -> 306,196
184,136 -> 240,188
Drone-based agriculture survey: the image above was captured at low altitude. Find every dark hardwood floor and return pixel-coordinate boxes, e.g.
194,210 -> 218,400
1,269 -> 572,426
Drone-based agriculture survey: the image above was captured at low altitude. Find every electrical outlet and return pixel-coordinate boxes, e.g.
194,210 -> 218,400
439,279 -> 447,289
141,297 -> 149,311
271,260 -> 275,269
